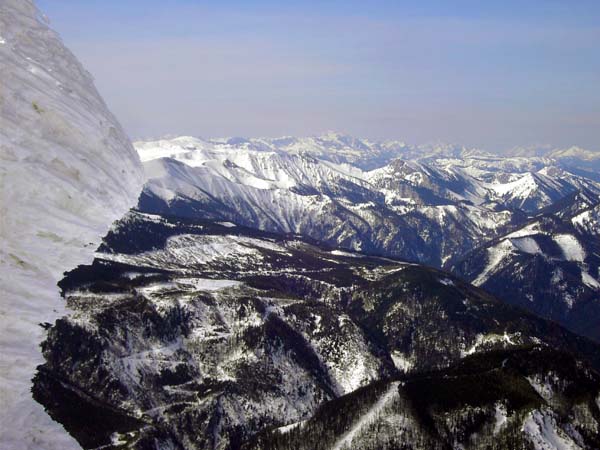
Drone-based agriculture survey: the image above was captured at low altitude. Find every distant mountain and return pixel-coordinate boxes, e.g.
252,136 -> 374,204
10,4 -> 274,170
34,211 -> 600,449
134,135 -> 599,268
453,193 -> 600,341
548,146 -> 600,162
506,145 -> 600,173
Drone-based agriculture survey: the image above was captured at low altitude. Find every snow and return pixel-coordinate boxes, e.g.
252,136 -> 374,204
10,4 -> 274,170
522,409 -> 582,450
487,172 -> 538,197
473,240 -> 514,286
511,237 -> 543,255
100,234 -> 290,270
581,271 -> 600,289
571,207 -> 600,235
137,135 -> 372,197
133,132 -> 600,275
493,403 -> 508,435
461,332 -> 517,357
331,382 -> 399,450
331,249 -> 364,258
549,146 -> 600,161
390,351 -> 414,372
527,376 -> 555,403
173,278 -> 242,292
0,1 -> 143,448
553,235 -> 586,262
217,221 -> 237,228
506,222 -> 542,238
275,420 -> 305,434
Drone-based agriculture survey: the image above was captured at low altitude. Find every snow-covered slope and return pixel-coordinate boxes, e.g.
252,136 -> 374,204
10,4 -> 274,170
250,349 -> 600,450
506,145 -> 600,173
34,211 -> 600,449
0,1 -> 143,448
134,135 -> 599,267
453,197 -> 600,341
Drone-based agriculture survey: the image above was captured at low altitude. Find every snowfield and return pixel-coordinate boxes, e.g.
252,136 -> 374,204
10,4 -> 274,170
553,234 -> 585,262
0,1 -> 143,448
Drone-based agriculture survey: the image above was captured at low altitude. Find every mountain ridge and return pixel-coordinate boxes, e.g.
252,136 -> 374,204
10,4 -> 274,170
33,210 -> 600,449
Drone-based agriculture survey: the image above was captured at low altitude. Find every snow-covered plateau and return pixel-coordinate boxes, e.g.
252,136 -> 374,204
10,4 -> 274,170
0,1 -> 143,448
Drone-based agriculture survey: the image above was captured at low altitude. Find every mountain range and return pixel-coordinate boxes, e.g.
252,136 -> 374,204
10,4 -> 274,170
32,133 -> 600,449
132,133 -> 600,340
34,211 -> 600,449
3,3 -> 600,448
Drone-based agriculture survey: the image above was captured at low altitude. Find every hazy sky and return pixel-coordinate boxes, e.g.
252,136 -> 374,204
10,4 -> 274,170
38,0 -> 600,151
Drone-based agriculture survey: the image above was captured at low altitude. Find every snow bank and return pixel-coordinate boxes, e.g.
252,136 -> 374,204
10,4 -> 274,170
0,1 -> 143,448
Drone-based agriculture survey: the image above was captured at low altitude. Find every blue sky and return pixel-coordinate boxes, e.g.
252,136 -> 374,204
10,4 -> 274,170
37,0 -> 600,151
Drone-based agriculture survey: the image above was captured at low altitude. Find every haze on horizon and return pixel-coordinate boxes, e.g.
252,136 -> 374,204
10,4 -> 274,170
38,0 -> 600,152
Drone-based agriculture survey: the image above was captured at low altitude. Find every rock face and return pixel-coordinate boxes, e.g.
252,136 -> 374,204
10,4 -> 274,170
453,194 -> 600,341
0,1 -> 143,448
33,211 -> 600,449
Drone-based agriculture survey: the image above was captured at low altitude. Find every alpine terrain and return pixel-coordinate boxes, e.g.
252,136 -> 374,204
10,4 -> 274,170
2,1 -> 600,450
33,134 -> 600,449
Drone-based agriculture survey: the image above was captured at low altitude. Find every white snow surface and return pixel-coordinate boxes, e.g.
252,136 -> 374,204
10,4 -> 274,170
390,351 -> 414,372
553,234 -> 586,262
522,409 -> 582,450
100,234 -> 290,270
461,332 -> 518,357
571,206 -> 600,235
473,240 -> 514,286
331,249 -> 364,258
0,1 -> 143,448
511,237 -> 542,255
493,403 -> 508,435
581,271 -> 600,289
